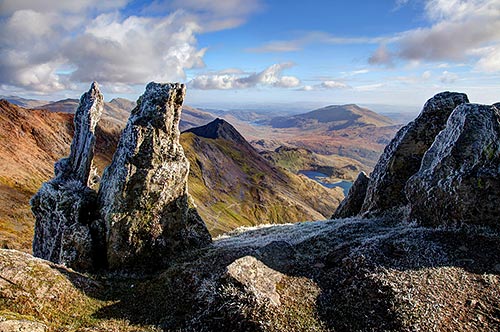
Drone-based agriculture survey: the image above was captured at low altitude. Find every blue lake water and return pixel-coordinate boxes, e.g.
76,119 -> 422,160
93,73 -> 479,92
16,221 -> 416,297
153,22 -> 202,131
298,170 -> 353,195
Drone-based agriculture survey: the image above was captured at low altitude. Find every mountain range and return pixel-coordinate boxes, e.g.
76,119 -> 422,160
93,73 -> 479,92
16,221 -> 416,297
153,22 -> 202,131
0,100 -> 342,250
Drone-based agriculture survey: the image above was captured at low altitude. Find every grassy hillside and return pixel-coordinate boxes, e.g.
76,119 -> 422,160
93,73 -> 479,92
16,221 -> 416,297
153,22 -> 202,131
180,125 -> 343,236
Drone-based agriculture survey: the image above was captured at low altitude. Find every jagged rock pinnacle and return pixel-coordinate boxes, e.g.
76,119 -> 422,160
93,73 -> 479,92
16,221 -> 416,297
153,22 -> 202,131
360,91 -> 469,216
98,82 -> 211,270
31,82 -> 103,270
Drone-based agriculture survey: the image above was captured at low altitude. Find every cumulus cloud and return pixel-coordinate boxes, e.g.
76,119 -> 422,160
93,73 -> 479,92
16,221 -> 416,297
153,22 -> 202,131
439,71 -> 459,83
189,63 -> 300,90
142,0 -> 263,32
298,80 -> 349,91
0,0 -> 260,93
369,0 -> 500,71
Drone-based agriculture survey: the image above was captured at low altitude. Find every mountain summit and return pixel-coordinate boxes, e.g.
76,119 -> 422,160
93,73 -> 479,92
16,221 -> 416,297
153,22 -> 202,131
184,118 -> 247,144
269,104 -> 394,130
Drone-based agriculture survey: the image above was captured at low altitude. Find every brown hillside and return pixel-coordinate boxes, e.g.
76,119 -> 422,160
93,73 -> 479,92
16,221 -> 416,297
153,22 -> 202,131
0,101 -> 342,250
0,100 -> 120,251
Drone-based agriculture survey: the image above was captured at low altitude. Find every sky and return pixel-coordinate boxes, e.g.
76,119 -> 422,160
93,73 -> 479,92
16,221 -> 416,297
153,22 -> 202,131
0,0 -> 499,110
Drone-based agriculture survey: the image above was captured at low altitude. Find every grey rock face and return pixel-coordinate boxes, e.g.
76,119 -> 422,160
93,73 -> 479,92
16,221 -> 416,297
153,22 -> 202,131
98,82 -> 211,270
31,82 -> 103,270
360,92 -> 469,216
332,171 -> 369,219
406,104 -> 500,227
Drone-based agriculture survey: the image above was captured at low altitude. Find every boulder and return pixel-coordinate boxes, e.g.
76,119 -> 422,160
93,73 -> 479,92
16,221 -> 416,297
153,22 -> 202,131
332,171 -> 369,218
406,104 -> 500,227
226,256 -> 284,306
98,82 -> 211,270
360,92 -> 469,216
31,82 -> 103,270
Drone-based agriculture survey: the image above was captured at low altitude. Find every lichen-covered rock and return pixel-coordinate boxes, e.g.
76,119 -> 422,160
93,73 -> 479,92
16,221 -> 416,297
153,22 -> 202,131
226,256 -> 284,306
31,83 -> 103,270
98,82 -> 211,270
360,92 -> 469,216
406,104 -> 500,227
332,171 -> 369,218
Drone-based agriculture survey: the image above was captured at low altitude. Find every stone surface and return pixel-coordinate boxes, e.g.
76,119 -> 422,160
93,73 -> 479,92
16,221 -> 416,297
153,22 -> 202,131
0,319 -> 46,332
332,171 -> 369,218
406,103 -> 500,227
55,82 -> 103,186
31,82 -> 103,270
360,92 -> 469,216
98,82 -> 211,270
226,255 -> 284,306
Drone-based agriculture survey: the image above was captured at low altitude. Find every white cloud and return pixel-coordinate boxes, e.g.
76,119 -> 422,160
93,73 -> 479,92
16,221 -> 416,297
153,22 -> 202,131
354,83 -> 385,91
247,31 -> 385,53
321,81 -> 349,89
474,45 -> 500,72
422,70 -> 432,80
142,0 -> 263,32
439,71 -> 459,83
369,0 -> 500,71
298,80 -> 350,91
189,63 -> 300,90
0,0 -> 128,14
0,0 -> 261,93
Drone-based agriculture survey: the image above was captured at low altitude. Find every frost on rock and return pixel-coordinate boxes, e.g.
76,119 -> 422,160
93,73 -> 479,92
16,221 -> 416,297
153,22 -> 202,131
360,92 -> 469,216
406,104 -> 500,227
31,82 -> 103,270
98,82 -> 211,270
332,171 -> 369,218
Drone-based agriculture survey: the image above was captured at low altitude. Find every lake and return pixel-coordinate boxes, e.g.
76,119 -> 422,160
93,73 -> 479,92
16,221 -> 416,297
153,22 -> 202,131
298,170 -> 352,195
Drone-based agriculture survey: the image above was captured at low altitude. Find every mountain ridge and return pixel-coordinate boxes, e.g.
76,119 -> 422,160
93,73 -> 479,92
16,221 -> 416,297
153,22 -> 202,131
269,103 -> 394,130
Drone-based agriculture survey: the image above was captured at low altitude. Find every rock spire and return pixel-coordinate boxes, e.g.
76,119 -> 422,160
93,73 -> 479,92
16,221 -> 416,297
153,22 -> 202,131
98,82 -> 211,270
31,82 -> 103,270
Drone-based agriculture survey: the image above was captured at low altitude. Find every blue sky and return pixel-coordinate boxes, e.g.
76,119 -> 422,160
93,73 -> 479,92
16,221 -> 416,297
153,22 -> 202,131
0,0 -> 499,110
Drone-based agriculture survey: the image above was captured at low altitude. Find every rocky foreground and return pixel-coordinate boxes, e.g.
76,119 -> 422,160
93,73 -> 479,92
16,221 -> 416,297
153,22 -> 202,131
1,217 -> 499,331
1,86 -> 500,331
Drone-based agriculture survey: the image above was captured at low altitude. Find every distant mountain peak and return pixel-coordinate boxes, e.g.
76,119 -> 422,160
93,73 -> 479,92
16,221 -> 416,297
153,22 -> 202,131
184,118 -> 247,144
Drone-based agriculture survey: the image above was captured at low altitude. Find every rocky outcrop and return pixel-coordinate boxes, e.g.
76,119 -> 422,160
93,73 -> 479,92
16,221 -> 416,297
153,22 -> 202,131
360,92 -> 469,216
31,82 -> 103,270
98,82 -> 211,270
332,171 -> 369,218
406,104 -> 500,227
